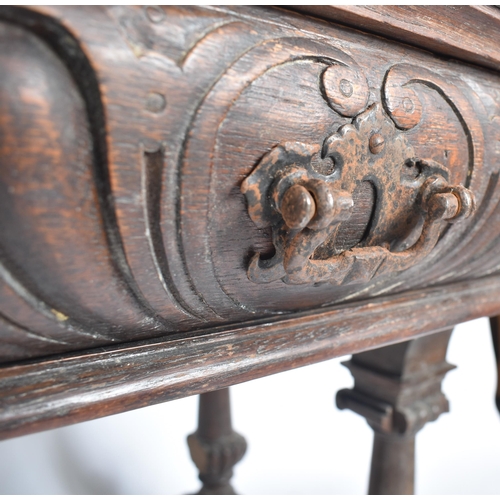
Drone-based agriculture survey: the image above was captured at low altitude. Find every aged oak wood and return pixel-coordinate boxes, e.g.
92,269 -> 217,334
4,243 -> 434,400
290,6 -> 500,73
187,388 -> 247,495
337,329 -> 454,494
0,4 -> 500,495
0,5 -> 500,362
1,276 -> 500,441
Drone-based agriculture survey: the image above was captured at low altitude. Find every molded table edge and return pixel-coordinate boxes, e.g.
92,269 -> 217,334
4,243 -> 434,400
287,6 -> 500,73
1,275 -> 500,440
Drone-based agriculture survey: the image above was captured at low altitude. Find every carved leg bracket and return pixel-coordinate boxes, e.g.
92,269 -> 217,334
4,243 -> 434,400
336,330 -> 454,495
187,388 -> 247,495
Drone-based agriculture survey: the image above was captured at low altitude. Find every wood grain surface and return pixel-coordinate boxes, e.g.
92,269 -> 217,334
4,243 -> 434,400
290,6 -> 500,73
1,275 -> 500,440
1,5 -> 500,440
0,5 -> 499,363
338,329 -> 454,494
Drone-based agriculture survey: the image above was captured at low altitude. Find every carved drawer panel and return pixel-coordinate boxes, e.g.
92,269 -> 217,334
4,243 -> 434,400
1,5 -> 500,362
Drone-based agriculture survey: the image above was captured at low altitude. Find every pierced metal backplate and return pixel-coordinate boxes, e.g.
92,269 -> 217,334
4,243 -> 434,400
241,104 -> 475,286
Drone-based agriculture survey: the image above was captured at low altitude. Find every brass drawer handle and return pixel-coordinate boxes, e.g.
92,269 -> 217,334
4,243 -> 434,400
241,104 -> 475,286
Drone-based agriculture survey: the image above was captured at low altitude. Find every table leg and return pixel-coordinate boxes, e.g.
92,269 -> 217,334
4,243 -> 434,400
489,317 -> 500,414
336,329 -> 454,495
187,388 -> 247,495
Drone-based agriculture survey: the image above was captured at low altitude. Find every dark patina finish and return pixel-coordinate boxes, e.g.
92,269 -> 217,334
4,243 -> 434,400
1,5 -> 500,496
187,389 -> 247,495
242,103 -> 475,286
337,329 -> 454,495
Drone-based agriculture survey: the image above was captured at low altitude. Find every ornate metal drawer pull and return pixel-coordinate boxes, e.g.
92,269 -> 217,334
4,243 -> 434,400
241,104 -> 475,286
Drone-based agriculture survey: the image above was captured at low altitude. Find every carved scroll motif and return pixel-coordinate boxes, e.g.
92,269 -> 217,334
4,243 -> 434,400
0,6 -> 492,363
242,65 -> 476,286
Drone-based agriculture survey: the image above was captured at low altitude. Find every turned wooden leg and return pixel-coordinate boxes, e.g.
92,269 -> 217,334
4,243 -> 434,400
187,388 -> 247,495
489,317 -> 500,414
337,329 -> 454,495
368,432 -> 415,494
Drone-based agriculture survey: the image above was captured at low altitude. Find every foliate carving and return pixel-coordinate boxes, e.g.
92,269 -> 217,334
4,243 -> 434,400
242,103 -> 475,285
187,431 -> 247,494
187,389 -> 247,495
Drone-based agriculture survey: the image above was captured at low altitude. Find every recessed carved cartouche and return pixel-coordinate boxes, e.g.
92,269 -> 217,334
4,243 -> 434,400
0,5 -> 496,362
241,101 -> 476,285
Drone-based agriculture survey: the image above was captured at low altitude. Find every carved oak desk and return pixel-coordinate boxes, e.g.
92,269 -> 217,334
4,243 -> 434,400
1,5 -> 500,495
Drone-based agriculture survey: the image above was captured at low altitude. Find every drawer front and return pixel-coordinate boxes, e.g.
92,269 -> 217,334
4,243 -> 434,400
0,5 -> 500,361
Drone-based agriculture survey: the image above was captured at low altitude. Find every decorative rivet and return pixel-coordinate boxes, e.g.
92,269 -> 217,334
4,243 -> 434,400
369,133 -> 385,154
146,92 -> 166,113
281,185 -> 316,230
145,6 -> 165,23
339,79 -> 353,97
402,97 -> 415,113
311,153 -> 336,176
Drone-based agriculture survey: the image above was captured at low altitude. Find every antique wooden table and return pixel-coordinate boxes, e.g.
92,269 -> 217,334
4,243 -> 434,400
1,5 -> 500,494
